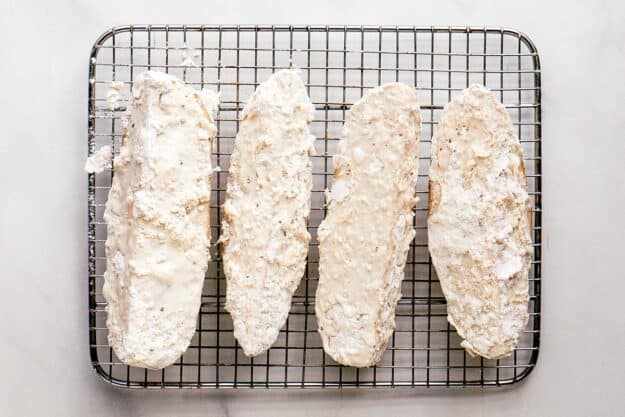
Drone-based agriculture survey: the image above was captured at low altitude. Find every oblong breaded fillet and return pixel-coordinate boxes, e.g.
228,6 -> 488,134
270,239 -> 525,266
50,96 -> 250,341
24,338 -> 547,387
102,71 -> 219,369
315,83 -> 421,367
222,69 -> 316,357
428,84 -> 532,360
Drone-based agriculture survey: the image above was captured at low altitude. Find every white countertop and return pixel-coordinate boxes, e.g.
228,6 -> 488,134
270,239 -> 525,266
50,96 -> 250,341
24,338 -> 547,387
1,0 -> 624,416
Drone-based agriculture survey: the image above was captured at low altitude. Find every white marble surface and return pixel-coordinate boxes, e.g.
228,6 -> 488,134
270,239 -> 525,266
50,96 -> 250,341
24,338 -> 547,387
1,0 -> 624,416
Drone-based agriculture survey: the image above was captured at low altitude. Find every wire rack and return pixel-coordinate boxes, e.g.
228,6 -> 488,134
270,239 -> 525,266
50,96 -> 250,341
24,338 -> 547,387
88,25 -> 542,388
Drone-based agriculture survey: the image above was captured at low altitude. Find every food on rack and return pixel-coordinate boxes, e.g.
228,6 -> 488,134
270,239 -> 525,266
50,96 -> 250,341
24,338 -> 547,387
84,145 -> 112,174
107,81 -> 124,110
315,83 -> 421,367
180,46 -> 200,68
222,68 -> 316,357
428,84 -> 532,360
102,70 -> 219,369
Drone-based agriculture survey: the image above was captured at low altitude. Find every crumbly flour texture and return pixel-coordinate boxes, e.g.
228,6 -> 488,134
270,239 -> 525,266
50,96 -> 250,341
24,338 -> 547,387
85,145 -> 112,174
221,69 -> 316,357
428,84 -> 532,360
315,83 -> 422,367
102,70 -> 219,369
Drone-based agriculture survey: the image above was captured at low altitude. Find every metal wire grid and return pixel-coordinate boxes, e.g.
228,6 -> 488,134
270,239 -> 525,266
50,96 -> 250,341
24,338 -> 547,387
88,25 -> 541,388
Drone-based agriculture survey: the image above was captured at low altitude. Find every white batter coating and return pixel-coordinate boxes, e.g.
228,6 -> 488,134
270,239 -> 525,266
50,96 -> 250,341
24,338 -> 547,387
428,84 -> 532,360
85,145 -> 111,174
102,70 -> 218,369
316,83 -> 421,367
222,69 -> 316,357
107,81 -> 124,110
